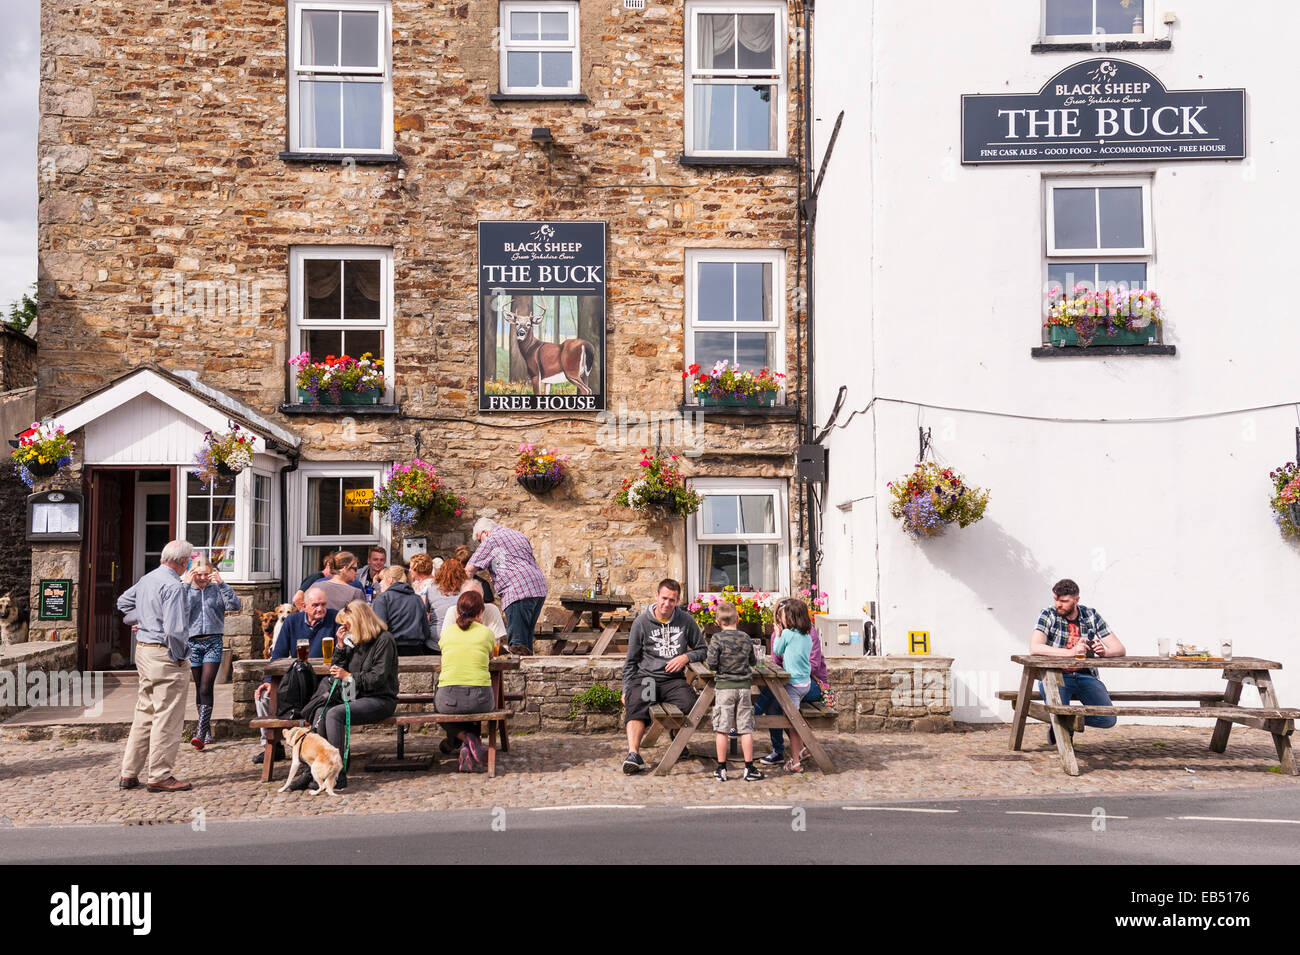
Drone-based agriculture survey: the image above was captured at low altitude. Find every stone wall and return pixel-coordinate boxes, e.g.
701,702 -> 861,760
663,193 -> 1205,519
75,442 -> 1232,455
1,329 -> 37,392
38,0 -> 809,606
232,655 -> 954,734
0,640 -> 80,721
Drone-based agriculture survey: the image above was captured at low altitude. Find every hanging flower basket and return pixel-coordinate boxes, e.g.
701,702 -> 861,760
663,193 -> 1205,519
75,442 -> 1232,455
1269,462 -> 1300,540
372,459 -> 466,532
192,426 -> 254,489
515,443 -> 569,494
10,420 -> 75,488
615,450 -> 701,518
887,462 -> 990,539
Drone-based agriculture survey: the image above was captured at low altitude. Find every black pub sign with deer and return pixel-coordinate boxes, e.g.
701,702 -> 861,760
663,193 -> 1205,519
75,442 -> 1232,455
479,221 -> 607,412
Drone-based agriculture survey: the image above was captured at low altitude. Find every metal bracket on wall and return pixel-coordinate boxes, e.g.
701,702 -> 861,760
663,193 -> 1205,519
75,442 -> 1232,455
918,426 -> 932,465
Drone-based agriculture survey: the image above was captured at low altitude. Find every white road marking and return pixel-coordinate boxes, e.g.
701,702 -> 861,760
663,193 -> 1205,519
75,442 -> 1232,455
842,806 -> 959,814
681,805 -> 793,811
1177,815 -> 1300,825
529,804 -> 646,812
1006,811 -> 1129,819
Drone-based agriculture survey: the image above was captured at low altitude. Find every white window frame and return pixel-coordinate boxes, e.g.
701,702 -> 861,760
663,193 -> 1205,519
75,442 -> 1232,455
499,1 -> 581,95
290,462 -> 388,589
1045,178 -> 1151,257
1040,0 -> 1154,43
684,0 -> 787,158
246,470 -> 276,579
684,248 -> 787,403
687,477 -> 790,601
289,246 -> 395,403
180,469 -> 242,579
288,0 -> 394,154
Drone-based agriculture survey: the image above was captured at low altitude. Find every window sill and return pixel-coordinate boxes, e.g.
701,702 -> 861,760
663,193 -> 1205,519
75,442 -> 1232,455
1030,345 -> 1176,358
279,403 -> 403,415
678,155 -> 798,167
278,151 -> 401,165
677,403 -> 799,418
490,93 -> 589,103
1031,39 -> 1171,53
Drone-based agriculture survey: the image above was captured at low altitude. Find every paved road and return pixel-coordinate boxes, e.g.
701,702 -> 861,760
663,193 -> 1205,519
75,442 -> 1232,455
1,787 -> 1297,865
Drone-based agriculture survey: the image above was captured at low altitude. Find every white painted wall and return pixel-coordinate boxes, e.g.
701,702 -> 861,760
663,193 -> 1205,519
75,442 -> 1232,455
815,1 -> 1300,720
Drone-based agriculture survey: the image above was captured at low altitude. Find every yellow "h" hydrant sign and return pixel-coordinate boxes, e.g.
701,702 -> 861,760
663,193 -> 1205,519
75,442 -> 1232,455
907,631 -> 930,655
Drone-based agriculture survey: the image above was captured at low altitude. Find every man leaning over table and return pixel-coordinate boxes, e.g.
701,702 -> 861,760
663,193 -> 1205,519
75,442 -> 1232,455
1032,578 -> 1127,745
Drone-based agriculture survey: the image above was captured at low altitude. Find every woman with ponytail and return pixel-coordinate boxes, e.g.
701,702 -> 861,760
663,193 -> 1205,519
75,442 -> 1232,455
434,590 -> 499,772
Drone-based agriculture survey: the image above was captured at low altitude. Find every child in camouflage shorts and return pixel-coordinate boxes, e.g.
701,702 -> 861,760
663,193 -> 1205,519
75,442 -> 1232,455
704,601 -> 764,781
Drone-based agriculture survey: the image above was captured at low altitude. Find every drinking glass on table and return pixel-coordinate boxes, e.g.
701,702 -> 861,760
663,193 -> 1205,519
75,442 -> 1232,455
1157,637 -> 1171,658
1220,639 -> 1233,661
295,638 -> 310,662
322,635 -> 335,667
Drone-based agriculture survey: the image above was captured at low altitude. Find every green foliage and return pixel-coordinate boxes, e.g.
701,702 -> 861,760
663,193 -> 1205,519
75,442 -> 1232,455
5,284 -> 36,334
568,684 -> 622,719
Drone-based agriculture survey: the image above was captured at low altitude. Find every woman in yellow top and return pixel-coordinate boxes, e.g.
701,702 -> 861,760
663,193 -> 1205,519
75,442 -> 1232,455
436,590 -> 499,772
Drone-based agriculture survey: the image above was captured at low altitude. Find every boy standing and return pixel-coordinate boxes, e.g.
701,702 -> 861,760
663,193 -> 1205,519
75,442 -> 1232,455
704,602 -> 764,782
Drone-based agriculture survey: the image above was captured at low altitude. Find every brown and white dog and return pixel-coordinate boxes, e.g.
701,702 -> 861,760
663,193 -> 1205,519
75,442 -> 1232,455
277,727 -> 344,796
261,603 -> 295,658
0,592 -> 29,645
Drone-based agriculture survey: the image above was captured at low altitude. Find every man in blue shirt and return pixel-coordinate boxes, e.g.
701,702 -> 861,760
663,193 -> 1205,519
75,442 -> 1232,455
117,540 -> 198,793
252,587 -> 337,764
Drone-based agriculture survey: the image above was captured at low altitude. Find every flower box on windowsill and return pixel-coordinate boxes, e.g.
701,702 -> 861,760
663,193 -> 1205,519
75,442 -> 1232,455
296,387 -> 381,406
697,393 -> 777,408
1047,326 -> 1160,348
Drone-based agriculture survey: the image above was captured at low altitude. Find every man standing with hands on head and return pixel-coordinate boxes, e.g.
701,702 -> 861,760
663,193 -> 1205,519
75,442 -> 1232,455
619,578 -> 707,775
1032,578 -> 1127,745
117,540 -> 199,793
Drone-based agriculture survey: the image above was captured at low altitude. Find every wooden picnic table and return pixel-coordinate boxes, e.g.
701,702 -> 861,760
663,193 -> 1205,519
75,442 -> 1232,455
643,661 -> 837,776
1007,654 -> 1299,777
553,594 -> 635,655
259,655 -> 520,782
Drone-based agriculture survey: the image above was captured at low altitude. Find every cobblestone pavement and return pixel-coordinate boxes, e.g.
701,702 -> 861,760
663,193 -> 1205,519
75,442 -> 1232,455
0,724 -> 1294,827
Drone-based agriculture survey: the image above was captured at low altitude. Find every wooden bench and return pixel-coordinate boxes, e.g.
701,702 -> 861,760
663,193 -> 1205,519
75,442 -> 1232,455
646,700 -> 839,746
1005,655 -> 1299,776
249,708 -> 513,779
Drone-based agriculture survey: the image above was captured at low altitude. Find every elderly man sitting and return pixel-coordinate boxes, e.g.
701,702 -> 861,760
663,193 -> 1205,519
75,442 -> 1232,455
465,517 -> 548,655
251,587 -> 337,764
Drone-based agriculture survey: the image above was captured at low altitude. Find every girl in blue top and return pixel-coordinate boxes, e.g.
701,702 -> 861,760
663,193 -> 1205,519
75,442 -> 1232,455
185,556 -> 241,749
773,597 -> 814,774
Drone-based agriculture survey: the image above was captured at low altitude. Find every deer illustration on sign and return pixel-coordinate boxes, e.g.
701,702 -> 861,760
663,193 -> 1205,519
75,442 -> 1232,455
504,301 -> 597,396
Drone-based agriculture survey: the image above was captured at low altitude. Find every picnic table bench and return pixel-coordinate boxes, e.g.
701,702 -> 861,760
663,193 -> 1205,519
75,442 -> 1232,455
1005,654 -> 1299,776
551,594 -> 635,655
252,656 -> 519,780
641,661 -> 837,775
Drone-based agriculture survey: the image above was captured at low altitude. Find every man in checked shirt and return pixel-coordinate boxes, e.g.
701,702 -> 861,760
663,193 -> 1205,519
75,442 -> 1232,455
1031,578 -> 1127,745
466,517 -> 548,656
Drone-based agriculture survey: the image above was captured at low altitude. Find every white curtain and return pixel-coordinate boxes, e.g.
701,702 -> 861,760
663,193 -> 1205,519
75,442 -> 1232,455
349,260 -> 382,302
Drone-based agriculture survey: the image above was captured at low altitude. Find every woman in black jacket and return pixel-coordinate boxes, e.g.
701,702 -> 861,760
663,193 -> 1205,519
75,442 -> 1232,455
289,599 -> 397,791
372,565 -> 433,655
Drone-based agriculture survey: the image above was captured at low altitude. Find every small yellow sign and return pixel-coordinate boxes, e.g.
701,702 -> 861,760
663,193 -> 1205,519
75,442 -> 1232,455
907,630 -> 931,655
344,488 -> 374,509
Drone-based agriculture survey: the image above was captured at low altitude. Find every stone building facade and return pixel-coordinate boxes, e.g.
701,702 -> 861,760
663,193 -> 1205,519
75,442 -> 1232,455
38,0 -> 812,668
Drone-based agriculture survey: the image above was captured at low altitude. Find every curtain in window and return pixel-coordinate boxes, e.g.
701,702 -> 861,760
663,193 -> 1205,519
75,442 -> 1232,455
306,261 -> 342,300
350,261 -> 382,301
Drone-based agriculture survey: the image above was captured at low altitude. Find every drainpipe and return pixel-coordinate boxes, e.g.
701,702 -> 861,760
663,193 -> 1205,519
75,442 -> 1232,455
277,450 -> 300,605
802,0 -> 818,589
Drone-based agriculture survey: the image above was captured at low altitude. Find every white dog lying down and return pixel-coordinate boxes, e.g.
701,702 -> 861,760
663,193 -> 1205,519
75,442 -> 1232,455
277,727 -> 344,796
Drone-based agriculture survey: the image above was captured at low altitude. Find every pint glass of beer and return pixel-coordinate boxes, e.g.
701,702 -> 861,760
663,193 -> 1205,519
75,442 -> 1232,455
322,636 -> 335,667
296,639 -> 310,662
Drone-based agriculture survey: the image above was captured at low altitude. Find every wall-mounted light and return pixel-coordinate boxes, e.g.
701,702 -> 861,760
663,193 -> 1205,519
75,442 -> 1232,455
531,127 -> 554,145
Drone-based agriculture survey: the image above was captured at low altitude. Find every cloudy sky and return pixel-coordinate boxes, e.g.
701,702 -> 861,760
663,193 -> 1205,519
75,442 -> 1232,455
0,4 -> 37,317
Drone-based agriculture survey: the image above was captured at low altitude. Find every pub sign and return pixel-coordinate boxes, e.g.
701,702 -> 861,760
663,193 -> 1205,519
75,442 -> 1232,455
962,59 -> 1245,164
478,221 -> 607,412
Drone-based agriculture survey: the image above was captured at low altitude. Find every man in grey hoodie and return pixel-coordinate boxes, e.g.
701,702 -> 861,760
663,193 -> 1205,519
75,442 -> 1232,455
620,578 -> 707,774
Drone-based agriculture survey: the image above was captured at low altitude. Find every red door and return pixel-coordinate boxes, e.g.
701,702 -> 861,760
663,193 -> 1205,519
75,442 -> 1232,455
86,471 -> 127,670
